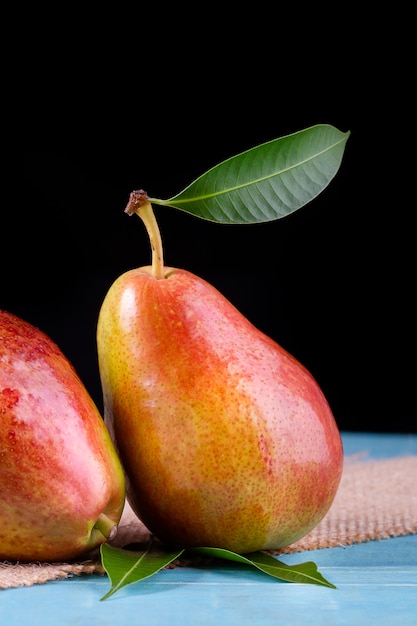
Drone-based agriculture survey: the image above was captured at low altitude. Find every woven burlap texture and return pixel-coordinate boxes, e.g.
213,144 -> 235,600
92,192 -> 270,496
1,454 -> 416,589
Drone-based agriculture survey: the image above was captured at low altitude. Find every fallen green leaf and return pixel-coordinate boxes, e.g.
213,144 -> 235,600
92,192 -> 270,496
149,124 -> 350,224
100,541 -> 184,600
99,542 -> 336,600
188,547 -> 336,588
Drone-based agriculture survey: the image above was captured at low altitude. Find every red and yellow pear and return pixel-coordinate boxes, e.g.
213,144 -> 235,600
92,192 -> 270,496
96,194 -> 343,553
0,310 -> 126,562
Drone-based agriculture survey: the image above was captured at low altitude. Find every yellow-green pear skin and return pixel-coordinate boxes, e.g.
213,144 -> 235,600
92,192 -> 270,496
0,310 -> 126,562
97,266 -> 343,553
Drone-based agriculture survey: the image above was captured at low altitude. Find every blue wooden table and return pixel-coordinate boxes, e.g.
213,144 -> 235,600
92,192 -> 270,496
1,432 -> 416,626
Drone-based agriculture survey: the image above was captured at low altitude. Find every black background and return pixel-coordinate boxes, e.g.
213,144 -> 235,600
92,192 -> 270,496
3,14 -> 415,433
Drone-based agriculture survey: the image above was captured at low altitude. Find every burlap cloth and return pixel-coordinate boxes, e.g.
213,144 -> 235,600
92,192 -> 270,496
2,454 -> 416,589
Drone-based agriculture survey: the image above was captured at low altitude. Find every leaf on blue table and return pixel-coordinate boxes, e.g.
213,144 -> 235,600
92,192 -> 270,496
188,547 -> 336,588
99,542 -> 336,600
148,124 -> 350,224
99,541 -> 184,600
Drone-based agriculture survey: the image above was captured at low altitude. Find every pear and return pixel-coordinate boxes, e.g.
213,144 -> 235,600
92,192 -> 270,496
0,309 -> 125,562
96,198 -> 343,554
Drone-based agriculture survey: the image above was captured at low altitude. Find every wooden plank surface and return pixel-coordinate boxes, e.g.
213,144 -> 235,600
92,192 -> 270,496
1,432 -> 416,626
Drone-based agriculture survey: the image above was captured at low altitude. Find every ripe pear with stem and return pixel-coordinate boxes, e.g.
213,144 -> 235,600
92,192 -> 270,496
96,192 -> 343,553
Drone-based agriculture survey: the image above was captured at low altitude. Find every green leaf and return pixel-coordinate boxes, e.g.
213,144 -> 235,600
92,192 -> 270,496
99,541 -> 184,600
149,124 -> 350,224
99,543 -> 336,600
187,547 -> 336,588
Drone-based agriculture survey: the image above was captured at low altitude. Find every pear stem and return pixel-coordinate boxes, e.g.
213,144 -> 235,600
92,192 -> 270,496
138,202 -> 165,279
93,513 -> 118,541
125,191 -> 165,280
